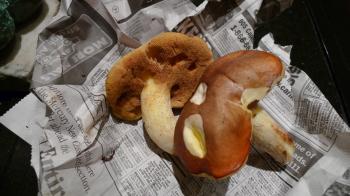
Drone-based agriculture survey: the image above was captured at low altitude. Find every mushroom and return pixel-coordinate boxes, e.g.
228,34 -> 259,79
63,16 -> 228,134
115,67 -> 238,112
106,32 -> 213,153
174,50 -> 286,179
107,33 -> 295,177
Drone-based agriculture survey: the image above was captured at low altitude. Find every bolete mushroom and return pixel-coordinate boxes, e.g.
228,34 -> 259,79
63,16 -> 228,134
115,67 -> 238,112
106,32 -> 213,153
174,50 -> 286,179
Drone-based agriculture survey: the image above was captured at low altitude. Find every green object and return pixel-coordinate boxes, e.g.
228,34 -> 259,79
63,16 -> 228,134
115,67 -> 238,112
0,0 -> 42,49
0,1 -> 15,50
0,0 -> 10,11
8,0 -> 42,24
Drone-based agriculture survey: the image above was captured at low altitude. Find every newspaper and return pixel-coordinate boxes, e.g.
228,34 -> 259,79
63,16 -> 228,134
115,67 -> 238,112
1,0 -> 349,195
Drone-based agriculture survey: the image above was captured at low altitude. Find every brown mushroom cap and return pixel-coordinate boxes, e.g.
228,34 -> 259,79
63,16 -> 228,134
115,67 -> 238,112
174,50 -> 284,179
106,32 -> 212,121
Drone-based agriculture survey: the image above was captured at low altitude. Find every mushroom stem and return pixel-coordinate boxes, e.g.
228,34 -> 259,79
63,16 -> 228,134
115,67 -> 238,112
252,109 -> 295,164
141,78 -> 177,154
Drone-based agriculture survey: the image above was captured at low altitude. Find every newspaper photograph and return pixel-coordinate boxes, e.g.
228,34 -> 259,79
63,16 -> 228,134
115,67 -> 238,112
0,0 -> 349,195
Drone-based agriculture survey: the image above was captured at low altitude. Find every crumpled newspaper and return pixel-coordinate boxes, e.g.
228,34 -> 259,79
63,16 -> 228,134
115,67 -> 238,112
0,0 -> 349,196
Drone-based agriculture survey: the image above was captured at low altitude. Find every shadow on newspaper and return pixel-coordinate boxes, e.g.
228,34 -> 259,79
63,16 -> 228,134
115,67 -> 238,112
247,146 -> 286,172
